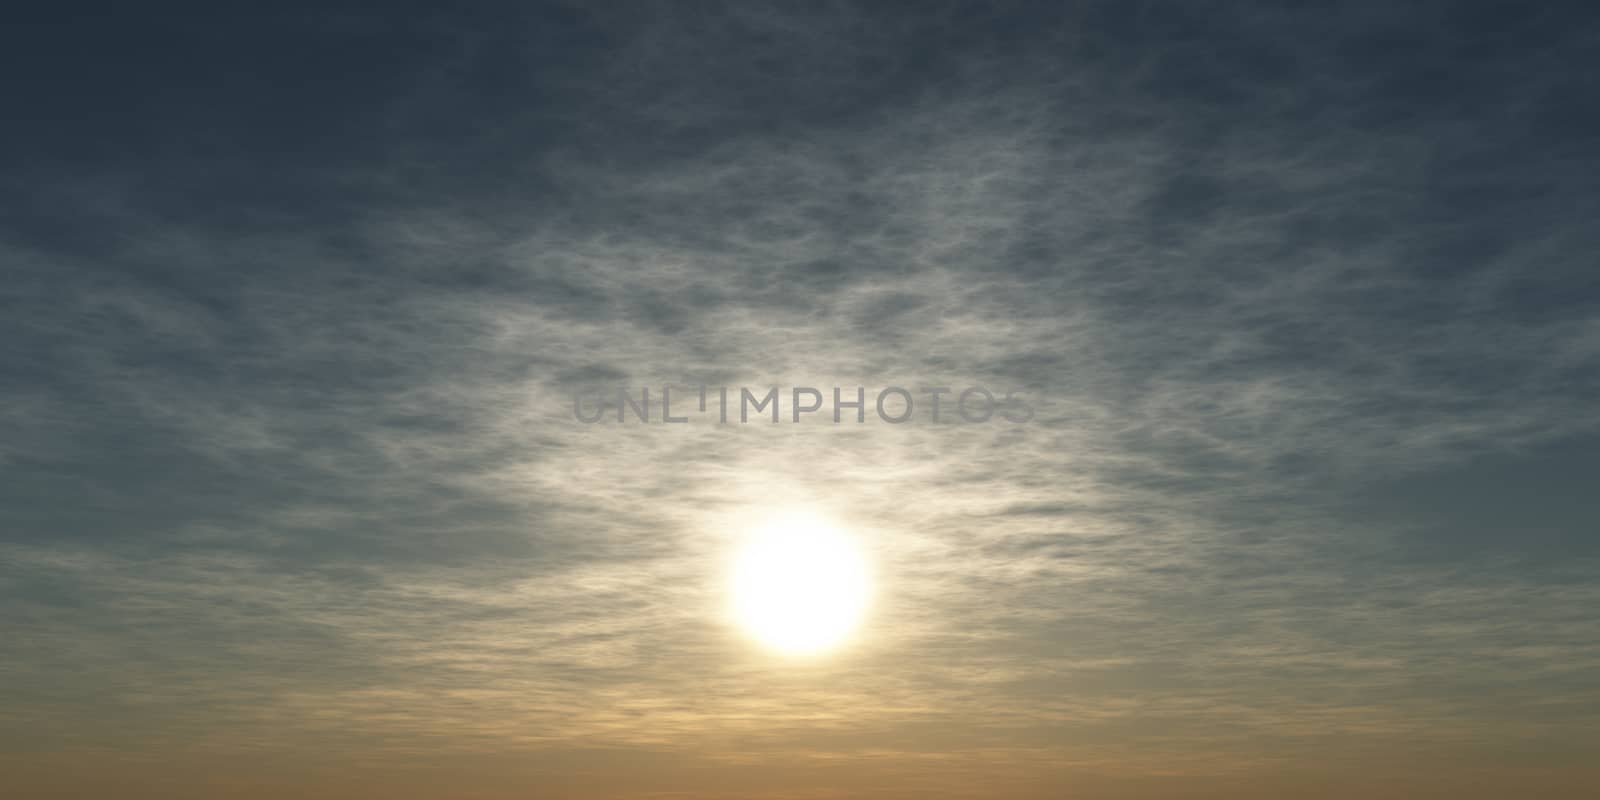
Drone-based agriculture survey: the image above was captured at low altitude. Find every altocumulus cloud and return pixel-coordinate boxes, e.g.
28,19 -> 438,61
2,1 -> 1599,796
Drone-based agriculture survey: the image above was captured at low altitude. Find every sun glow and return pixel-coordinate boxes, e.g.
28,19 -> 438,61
730,512 -> 872,656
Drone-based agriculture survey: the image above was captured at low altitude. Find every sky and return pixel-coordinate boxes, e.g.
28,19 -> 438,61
3,2 -> 1599,798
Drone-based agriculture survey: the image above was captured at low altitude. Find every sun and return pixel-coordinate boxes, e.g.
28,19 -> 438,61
730,512 -> 872,656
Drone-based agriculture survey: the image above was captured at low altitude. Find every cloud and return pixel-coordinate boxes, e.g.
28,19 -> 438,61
2,2 -> 1599,796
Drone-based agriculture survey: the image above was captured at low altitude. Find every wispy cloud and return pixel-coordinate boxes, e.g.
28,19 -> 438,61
3,2 -> 1599,796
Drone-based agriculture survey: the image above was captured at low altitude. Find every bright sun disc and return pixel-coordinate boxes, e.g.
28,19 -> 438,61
731,513 -> 871,656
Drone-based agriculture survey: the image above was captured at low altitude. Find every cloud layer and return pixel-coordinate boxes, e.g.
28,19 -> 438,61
3,2 -> 1599,798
